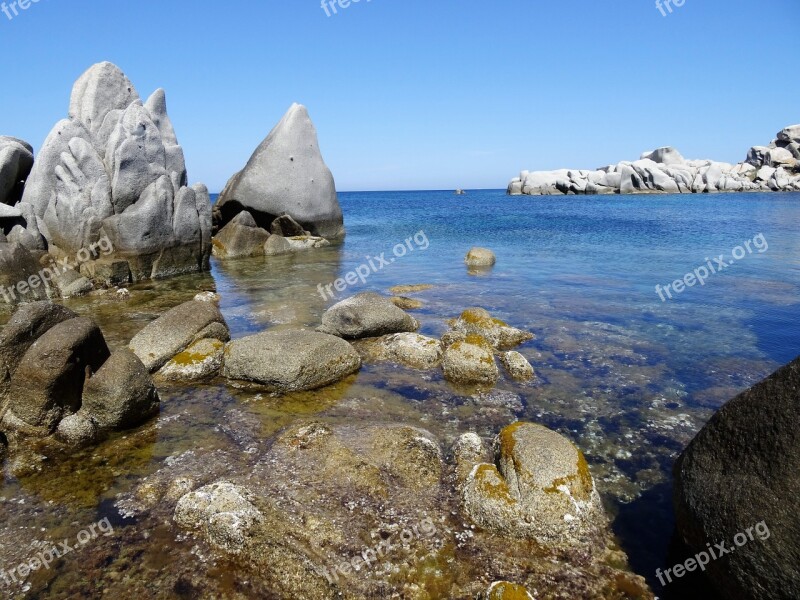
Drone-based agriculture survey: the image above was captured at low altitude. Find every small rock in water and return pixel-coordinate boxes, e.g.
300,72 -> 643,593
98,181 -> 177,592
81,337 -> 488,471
500,351 -> 535,381
441,335 -> 499,386
391,296 -> 423,310
465,246 -> 496,267
482,581 -> 535,600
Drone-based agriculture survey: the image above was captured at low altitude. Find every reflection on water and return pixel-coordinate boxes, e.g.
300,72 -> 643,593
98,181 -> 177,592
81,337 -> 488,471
1,191 -> 799,599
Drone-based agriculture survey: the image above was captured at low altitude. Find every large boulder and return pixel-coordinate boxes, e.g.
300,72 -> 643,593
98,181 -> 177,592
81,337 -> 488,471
459,423 -> 606,547
215,103 -> 344,241
317,292 -> 419,339
0,136 -> 34,207
17,62 -> 211,282
673,356 -> 800,600
4,317 -> 110,432
79,348 -> 159,430
222,329 -> 361,393
129,299 -> 230,372
641,146 -> 685,165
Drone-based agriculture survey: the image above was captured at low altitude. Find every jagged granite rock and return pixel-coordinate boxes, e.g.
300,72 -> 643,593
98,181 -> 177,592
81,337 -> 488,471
216,103 -> 344,241
509,125 -> 800,195
0,136 -> 34,207
673,356 -> 800,600
16,62 -> 211,282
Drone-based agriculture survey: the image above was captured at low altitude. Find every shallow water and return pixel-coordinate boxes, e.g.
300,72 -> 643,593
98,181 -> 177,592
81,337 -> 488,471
1,190 -> 798,598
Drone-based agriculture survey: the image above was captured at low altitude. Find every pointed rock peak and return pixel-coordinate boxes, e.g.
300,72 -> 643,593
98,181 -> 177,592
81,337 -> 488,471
144,88 -> 178,146
69,62 -> 140,136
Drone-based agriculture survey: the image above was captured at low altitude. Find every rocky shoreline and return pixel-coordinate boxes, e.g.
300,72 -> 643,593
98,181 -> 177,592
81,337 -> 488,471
508,126 -> 800,196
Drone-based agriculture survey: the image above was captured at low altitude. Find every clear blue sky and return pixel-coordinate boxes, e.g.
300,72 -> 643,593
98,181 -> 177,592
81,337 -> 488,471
1,0 -> 798,192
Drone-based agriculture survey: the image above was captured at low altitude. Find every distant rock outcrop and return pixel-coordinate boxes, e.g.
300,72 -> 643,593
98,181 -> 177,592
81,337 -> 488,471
15,62 -> 212,282
215,103 -> 344,241
509,124 -> 800,195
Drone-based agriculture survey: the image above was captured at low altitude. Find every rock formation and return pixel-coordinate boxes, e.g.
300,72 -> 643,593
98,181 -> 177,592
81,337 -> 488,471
13,62 -> 211,283
215,103 -> 345,241
673,355 -> 800,600
509,124 -> 800,195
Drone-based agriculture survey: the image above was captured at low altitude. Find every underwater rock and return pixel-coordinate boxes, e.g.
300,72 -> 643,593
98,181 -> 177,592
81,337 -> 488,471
448,307 -> 533,350
355,332 -> 443,370
500,351 -> 535,381
482,581 -> 535,600
156,338 -> 225,382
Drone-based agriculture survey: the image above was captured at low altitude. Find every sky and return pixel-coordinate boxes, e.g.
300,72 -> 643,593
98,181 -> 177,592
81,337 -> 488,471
1,0 -> 798,192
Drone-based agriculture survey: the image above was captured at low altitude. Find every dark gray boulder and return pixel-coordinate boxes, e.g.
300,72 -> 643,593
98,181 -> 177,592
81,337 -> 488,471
215,103 -> 344,241
5,317 -> 110,432
80,348 -> 159,430
674,356 -> 800,600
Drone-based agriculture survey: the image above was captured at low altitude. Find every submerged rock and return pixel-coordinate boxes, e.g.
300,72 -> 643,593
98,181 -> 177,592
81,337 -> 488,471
156,338 -> 225,382
390,296 -> 424,310
216,103 -> 344,241
460,422 -> 606,547
673,356 -> 800,600
354,332 -> 443,370
448,307 -> 533,350
128,299 -> 230,372
482,581 -> 535,600
500,351 -> 535,381
223,329 -> 361,393
318,292 -> 419,339
174,481 -> 264,556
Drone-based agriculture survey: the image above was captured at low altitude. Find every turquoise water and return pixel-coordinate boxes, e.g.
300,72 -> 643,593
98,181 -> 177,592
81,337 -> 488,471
2,190 -> 798,598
